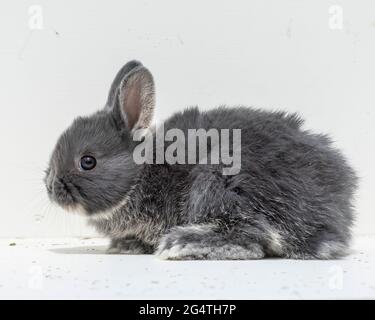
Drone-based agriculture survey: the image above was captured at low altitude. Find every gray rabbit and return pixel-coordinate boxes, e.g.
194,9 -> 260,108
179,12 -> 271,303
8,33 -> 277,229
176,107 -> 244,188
45,60 -> 357,260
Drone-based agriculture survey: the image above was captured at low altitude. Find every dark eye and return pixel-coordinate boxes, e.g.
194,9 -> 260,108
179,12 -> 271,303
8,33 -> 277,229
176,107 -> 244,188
80,156 -> 97,171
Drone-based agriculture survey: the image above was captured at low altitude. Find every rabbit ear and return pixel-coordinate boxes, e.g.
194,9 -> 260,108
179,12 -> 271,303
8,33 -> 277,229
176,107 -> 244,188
106,60 -> 143,108
117,65 -> 155,131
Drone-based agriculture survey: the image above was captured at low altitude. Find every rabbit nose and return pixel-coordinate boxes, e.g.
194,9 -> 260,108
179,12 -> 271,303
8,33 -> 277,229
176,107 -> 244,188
45,168 -> 55,194
45,168 -> 67,197
53,177 -> 68,194
51,176 -> 75,206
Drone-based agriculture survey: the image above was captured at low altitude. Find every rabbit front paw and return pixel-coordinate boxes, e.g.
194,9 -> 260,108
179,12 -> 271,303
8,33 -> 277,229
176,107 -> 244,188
107,238 -> 154,254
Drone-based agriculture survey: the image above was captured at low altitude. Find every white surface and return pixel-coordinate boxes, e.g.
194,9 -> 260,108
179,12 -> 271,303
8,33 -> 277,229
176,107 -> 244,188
0,236 -> 375,299
1,0 -> 375,237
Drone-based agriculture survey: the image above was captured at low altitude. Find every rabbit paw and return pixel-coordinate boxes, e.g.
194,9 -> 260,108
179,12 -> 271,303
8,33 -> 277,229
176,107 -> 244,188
107,238 -> 154,255
156,224 -> 265,260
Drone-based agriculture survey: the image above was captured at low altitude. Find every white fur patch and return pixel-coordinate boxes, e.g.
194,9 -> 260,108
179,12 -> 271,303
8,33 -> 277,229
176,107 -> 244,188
173,224 -> 217,235
318,241 -> 348,259
267,228 -> 284,255
88,186 -> 135,222
270,230 -> 283,253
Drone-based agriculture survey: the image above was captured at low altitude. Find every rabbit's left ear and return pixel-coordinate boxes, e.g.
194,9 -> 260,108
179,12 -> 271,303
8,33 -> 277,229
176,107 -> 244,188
106,60 -> 142,108
118,65 -> 155,132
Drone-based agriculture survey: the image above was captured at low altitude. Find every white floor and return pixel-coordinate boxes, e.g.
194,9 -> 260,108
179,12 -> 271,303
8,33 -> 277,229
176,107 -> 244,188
0,236 -> 374,299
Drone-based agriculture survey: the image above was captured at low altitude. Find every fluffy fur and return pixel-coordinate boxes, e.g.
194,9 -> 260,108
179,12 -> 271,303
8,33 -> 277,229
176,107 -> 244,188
45,60 -> 358,260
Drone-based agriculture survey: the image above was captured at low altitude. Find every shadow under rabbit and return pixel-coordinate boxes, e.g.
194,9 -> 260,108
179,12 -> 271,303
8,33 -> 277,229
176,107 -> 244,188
49,245 -> 108,255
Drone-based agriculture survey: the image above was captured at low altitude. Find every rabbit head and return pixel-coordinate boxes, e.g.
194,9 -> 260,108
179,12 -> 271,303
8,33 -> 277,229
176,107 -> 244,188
44,60 -> 155,216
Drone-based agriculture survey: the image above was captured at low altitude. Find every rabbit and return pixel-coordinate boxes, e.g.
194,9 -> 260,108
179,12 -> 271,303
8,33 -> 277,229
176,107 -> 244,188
45,60 -> 358,260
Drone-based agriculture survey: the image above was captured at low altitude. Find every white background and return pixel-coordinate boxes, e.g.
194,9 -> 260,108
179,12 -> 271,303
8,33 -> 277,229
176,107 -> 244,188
0,0 -> 374,238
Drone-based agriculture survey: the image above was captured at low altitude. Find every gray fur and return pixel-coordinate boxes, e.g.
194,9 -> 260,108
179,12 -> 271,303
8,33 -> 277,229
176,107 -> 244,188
45,60 -> 358,260
107,237 -> 154,254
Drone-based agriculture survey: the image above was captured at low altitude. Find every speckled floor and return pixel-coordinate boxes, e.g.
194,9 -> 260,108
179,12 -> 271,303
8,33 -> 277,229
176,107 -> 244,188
0,236 -> 374,299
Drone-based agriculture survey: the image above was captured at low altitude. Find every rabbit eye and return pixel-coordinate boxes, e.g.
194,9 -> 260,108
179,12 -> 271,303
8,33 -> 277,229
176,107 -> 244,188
80,156 -> 97,171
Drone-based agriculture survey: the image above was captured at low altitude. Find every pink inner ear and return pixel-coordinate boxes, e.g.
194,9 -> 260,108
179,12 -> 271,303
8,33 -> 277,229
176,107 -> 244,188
123,81 -> 142,130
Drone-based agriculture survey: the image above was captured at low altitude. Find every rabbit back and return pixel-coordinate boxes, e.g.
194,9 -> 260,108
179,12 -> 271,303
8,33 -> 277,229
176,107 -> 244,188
160,106 -> 357,258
